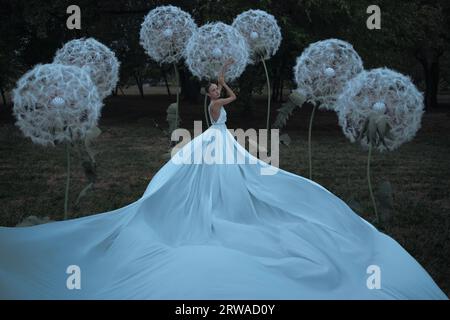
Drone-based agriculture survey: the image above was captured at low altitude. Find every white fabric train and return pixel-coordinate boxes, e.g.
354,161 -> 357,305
0,104 -> 447,299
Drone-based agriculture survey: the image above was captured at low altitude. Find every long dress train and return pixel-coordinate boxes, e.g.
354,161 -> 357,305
0,103 -> 447,299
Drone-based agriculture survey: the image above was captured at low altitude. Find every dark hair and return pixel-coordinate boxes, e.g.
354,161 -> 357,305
205,82 -> 215,93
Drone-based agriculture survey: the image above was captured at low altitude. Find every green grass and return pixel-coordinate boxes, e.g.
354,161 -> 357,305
0,95 -> 449,296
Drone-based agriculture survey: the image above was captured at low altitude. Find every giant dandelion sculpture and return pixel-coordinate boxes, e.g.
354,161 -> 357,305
336,68 -> 425,223
140,5 -> 198,131
294,38 -> 364,179
232,9 -> 282,133
54,37 -> 120,207
184,22 -> 250,127
54,37 -> 120,101
12,63 -> 102,220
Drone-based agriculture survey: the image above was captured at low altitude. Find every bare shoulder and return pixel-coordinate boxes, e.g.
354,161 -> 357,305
210,100 -> 223,113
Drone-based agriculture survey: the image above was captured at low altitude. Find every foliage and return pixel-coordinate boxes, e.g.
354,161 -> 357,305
0,0 -> 449,110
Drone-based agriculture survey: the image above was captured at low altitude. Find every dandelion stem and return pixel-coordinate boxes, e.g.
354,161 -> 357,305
64,143 -> 71,220
261,57 -> 272,156
308,104 -> 317,180
261,57 -> 271,133
367,143 -> 379,223
173,62 -> 180,129
204,93 -> 210,127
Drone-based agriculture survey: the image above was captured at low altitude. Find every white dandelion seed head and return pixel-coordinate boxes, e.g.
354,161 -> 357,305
54,37 -> 120,100
294,39 -> 364,110
336,68 -> 425,152
324,67 -> 336,77
212,47 -> 223,59
184,22 -> 250,81
12,63 -> 102,147
372,101 -> 387,113
50,96 -> 65,108
163,28 -> 174,38
140,5 -> 197,64
232,9 -> 282,63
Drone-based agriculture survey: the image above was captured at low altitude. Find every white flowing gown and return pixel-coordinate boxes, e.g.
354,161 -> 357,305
0,103 -> 447,299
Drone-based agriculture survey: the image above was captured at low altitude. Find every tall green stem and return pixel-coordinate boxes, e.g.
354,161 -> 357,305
204,93 -> 210,128
261,58 -> 271,133
308,104 -> 317,180
367,143 -> 379,223
64,143 -> 71,220
173,62 -> 180,128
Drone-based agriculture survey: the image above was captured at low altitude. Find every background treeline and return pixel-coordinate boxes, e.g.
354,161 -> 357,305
0,0 -> 449,112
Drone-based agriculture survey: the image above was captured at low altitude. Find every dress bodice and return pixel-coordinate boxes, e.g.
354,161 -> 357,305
208,102 -> 227,125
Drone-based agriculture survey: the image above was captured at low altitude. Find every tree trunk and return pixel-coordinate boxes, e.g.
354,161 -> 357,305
416,46 -> 443,110
275,74 -> 283,102
161,67 -> 172,97
272,71 -> 279,103
279,78 -> 285,102
278,59 -> 287,102
179,67 -> 200,103
0,86 -> 6,106
270,59 -> 286,103
134,73 -> 144,99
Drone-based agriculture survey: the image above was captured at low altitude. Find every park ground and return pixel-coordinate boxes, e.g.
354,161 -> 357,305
0,90 -> 449,296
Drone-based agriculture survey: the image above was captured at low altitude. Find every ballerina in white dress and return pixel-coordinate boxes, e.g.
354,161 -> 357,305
0,59 -> 447,300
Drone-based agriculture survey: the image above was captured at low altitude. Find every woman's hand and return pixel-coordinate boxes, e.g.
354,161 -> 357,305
218,58 -> 234,85
224,58 -> 235,68
220,58 -> 235,75
218,74 -> 225,85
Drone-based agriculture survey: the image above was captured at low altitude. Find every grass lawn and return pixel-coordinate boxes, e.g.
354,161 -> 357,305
1,93 -> 449,296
